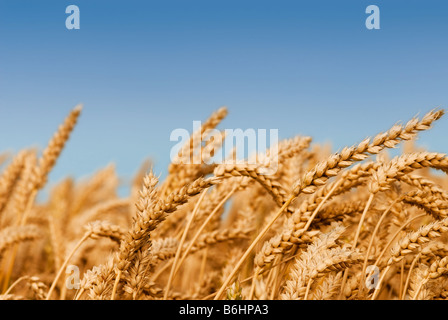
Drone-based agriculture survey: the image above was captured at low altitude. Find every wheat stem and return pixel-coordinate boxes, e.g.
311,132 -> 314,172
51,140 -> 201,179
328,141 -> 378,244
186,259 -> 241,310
402,253 -> 421,300
304,278 -> 313,300
371,265 -> 391,300
173,186 -> 237,279
111,270 -> 122,300
214,195 -> 295,300
163,189 -> 208,300
339,193 -> 374,298
46,233 -> 90,300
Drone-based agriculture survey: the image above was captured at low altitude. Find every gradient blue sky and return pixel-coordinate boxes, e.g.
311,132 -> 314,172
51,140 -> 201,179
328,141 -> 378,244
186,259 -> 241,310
0,0 -> 447,196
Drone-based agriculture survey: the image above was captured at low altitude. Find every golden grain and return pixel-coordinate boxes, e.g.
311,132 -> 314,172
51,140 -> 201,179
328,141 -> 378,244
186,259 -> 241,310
0,105 -> 447,300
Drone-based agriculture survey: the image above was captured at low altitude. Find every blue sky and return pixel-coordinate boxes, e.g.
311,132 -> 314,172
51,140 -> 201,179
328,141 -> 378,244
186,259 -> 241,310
0,0 -> 447,196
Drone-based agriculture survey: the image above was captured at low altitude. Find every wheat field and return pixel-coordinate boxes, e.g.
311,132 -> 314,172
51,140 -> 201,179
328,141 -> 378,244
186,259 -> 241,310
0,105 -> 447,300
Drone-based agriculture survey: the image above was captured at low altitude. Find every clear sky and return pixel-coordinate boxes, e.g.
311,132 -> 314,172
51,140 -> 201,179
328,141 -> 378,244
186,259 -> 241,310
0,0 -> 447,196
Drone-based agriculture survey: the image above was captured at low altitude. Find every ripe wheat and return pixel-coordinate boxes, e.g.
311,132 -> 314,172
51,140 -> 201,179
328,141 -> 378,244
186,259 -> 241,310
0,105 -> 447,300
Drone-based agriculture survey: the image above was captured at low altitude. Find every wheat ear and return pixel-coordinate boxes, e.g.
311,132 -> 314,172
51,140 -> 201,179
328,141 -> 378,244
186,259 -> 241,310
292,109 -> 444,197
0,150 -> 28,216
412,257 -> 448,299
46,220 -> 124,299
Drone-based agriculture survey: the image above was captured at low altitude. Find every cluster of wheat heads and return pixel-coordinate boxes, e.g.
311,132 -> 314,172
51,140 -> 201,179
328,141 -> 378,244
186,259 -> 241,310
0,105 -> 447,300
